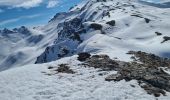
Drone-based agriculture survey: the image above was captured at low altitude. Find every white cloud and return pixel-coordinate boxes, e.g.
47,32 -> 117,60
0,14 -> 41,26
0,0 -> 43,9
0,0 -> 62,9
47,0 -> 59,8
15,0 -> 43,9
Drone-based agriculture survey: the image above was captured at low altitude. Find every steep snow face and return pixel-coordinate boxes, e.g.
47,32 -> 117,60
36,0 -> 170,64
1,55 -> 170,100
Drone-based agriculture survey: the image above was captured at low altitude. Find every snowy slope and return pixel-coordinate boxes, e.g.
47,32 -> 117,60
35,0 -> 170,64
1,55 -> 170,100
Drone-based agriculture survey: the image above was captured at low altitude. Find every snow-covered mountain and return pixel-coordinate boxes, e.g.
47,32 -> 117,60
35,0 -> 170,63
0,26 -> 47,71
1,0 -> 170,71
0,0 -> 170,99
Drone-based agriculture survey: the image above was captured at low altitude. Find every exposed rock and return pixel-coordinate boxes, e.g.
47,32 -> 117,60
97,0 -> 106,2
83,55 -> 121,71
70,32 -> 82,42
58,17 -> 83,38
127,51 -> 170,67
106,20 -> 116,26
155,32 -> 162,36
35,17 -> 84,64
114,37 -> 122,40
105,61 -> 170,96
144,18 -> 151,23
2,28 -> 14,34
58,47 -> 69,58
104,51 -> 170,97
105,74 -> 121,81
131,15 -> 150,23
89,23 -> 103,30
16,26 -> 31,36
140,82 -> 166,97
79,51 -> 170,97
56,64 -> 75,74
161,36 -> 170,43
77,52 -> 91,61
131,14 -> 143,18
48,66 -> 54,69
102,11 -> 110,18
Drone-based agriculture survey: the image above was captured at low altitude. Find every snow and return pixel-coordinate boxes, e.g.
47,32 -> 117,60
1,55 -> 170,100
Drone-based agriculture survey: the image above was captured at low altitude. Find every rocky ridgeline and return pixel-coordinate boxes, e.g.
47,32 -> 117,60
0,26 -> 31,36
77,51 -> 170,97
127,51 -> 170,67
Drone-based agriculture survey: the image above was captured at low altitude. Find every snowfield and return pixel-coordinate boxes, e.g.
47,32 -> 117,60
0,55 -> 170,100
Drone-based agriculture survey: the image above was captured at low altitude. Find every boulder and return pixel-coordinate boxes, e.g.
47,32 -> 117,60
77,52 -> 91,61
89,23 -> 103,30
106,20 -> 116,26
56,64 -> 75,74
161,36 -> 170,43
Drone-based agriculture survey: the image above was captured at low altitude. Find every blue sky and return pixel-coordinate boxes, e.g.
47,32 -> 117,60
0,0 -> 82,29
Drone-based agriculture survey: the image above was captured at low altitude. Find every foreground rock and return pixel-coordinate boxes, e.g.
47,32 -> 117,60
127,51 -> 170,67
83,54 -> 121,71
161,36 -> 170,43
77,52 -> 91,61
106,61 -> 170,96
56,64 -> 75,74
78,51 -> 170,97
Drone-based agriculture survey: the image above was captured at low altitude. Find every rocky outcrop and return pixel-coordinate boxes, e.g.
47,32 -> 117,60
14,26 -> 31,36
78,51 -> 170,97
155,32 -> 162,36
77,52 -> 91,61
89,23 -> 103,30
161,36 -> 170,43
106,20 -> 116,26
35,17 -> 85,63
83,55 -> 120,71
127,51 -> 170,67
46,64 -> 75,74
56,64 -> 75,74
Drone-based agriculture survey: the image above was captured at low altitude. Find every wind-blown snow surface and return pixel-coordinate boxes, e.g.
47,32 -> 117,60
0,55 -> 170,100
